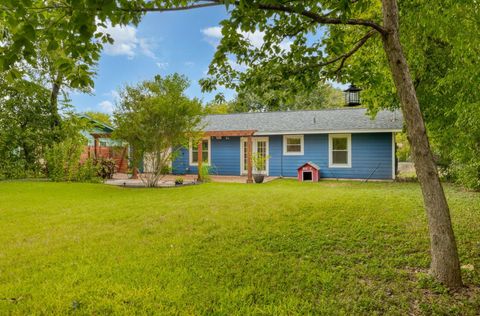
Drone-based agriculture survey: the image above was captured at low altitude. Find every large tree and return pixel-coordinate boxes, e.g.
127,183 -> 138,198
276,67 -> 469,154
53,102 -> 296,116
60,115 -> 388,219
2,0 -> 472,288
114,74 -> 203,187
327,0 -> 480,190
1,0 -> 111,134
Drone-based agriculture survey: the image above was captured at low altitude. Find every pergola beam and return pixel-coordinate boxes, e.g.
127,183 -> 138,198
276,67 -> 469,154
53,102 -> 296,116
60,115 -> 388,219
204,130 -> 256,137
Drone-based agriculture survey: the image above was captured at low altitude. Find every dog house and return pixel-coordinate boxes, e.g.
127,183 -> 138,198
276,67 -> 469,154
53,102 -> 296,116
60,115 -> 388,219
297,162 -> 320,182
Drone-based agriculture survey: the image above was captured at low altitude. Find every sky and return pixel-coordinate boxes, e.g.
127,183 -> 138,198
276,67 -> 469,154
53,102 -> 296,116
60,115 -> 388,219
70,7 -> 346,114
71,7 -> 233,114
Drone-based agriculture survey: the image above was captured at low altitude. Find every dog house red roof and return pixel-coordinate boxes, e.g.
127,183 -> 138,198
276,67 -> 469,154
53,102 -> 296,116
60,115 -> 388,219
297,162 -> 320,182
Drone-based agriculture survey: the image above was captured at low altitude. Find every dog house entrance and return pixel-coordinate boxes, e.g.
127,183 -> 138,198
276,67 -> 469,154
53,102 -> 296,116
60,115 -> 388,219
302,171 -> 313,181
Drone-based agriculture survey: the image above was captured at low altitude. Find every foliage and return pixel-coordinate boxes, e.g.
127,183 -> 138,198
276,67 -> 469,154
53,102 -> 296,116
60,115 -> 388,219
203,101 -> 233,115
44,133 -> 98,182
232,81 -> 344,112
84,112 -> 113,126
251,153 -> 270,173
174,177 -> 184,185
327,1 -> 480,189
0,180 -> 478,314
0,79 -> 54,178
96,158 -> 116,180
113,73 -> 203,187
396,133 -> 410,162
198,164 -> 212,183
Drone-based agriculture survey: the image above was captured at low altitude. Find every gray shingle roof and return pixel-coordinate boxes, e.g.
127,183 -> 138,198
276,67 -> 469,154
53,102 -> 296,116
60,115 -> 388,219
202,108 -> 403,134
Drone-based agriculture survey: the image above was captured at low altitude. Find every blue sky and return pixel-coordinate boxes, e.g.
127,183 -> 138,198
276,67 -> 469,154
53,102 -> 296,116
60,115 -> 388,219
71,7 -> 345,114
71,7 -> 233,114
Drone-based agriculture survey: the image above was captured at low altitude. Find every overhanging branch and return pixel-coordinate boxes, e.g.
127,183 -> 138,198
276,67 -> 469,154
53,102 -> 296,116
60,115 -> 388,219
292,30 -> 376,74
208,0 -> 388,35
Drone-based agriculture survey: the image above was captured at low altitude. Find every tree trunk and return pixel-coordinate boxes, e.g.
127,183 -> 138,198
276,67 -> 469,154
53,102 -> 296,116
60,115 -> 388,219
49,73 -> 63,133
381,0 -> 462,288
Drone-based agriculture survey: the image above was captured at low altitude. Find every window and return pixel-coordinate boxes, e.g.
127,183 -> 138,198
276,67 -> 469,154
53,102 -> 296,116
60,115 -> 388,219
100,141 -> 107,147
329,134 -> 351,168
189,138 -> 210,166
283,135 -> 304,155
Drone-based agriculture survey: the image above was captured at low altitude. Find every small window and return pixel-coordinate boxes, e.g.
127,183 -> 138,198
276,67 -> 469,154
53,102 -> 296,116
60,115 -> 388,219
189,138 -> 210,166
100,141 -> 108,147
329,134 -> 351,168
283,135 -> 304,155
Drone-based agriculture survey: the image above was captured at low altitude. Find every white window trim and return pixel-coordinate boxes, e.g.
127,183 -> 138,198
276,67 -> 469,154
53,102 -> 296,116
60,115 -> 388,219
283,135 -> 304,156
189,137 -> 211,166
329,134 -> 352,168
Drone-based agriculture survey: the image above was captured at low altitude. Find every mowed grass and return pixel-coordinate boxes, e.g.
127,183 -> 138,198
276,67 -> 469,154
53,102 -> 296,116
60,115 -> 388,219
0,180 -> 479,315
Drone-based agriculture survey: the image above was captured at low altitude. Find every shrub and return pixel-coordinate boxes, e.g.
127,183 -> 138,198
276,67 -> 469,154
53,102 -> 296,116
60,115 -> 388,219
198,164 -> 211,182
97,158 -> 116,179
44,136 -> 99,183
78,158 -> 101,183
175,177 -> 184,185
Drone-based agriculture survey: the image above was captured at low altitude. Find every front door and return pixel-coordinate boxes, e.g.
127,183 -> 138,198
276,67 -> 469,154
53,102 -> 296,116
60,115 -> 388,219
241,137 -> 269,175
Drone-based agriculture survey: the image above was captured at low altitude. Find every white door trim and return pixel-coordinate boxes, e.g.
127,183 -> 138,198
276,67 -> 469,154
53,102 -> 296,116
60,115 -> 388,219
240,137 -> 269,176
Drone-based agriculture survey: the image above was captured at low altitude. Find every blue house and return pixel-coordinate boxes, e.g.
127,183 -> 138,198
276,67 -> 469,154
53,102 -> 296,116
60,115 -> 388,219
172,108 -> 403,181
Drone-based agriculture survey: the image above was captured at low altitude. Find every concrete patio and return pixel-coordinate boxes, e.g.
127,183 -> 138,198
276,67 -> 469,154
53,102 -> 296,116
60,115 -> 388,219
105,173 -> 278,187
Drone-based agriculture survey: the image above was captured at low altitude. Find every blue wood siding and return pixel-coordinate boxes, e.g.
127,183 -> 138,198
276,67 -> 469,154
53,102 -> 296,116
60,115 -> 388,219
269,133 -> 393,179
172,137 -> 241,176
172,133 -> 393,179
210,137 -> 241,175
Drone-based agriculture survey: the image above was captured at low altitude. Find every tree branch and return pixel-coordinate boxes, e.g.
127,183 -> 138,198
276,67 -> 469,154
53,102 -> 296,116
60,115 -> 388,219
209,0 -> 388,35
119,2 -> 222,12
332,30 -> 376,73
296,30 -> 376,74
25,2 -> 222,12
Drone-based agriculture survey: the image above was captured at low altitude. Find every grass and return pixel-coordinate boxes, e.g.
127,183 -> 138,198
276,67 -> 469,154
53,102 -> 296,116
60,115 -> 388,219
0,180 -> 479,315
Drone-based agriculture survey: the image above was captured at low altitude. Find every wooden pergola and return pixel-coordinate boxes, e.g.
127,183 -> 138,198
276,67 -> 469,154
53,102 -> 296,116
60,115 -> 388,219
198,130 -> 257,183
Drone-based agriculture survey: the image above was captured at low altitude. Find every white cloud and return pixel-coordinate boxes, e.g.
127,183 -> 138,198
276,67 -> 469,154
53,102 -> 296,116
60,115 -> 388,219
201,26 -> 292,51
184,61 -> 195,67
139,38 -> 156,59
239,30 -> 265,49
156,62 -> 169,70
99,100 -> 115,113
202,26 -> 222,39
103,90 -> 120,101
98,22 -> 158,59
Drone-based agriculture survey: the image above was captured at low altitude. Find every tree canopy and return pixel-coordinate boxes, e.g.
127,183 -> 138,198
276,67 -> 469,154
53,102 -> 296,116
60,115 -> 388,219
113,73 -> 203,187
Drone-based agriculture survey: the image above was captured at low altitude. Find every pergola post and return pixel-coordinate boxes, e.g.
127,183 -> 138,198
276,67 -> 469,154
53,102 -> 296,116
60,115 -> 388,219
197,140 -> 203,182
247,135 -> 253,183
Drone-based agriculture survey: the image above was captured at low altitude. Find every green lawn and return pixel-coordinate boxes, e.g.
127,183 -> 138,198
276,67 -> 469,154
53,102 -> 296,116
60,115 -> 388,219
0,180 -> 479,315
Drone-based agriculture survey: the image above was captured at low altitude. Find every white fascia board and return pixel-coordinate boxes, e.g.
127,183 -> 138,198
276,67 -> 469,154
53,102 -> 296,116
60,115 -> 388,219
254,129 -> 402,135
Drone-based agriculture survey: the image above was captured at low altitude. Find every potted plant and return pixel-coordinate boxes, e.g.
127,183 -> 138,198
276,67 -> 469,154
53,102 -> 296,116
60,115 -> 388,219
175,177 -> 184,186
251,153 -> 270,183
